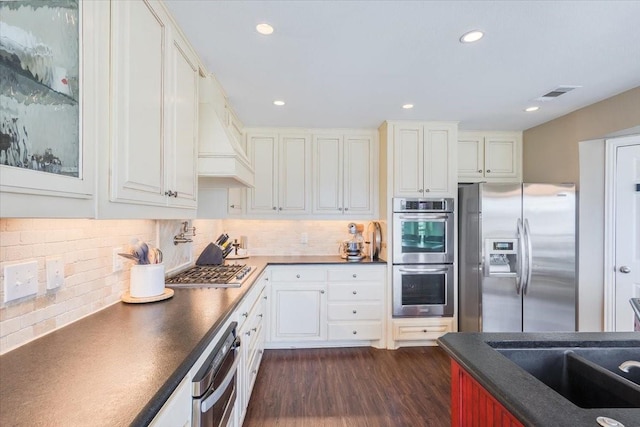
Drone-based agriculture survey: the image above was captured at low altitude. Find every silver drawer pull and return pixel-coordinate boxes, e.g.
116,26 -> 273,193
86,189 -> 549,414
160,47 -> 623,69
242,312 -> 248,317
252,327 -> 257,332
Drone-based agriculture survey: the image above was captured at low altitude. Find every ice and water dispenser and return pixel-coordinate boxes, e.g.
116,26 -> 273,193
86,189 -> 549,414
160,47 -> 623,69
483,239 -> 519,277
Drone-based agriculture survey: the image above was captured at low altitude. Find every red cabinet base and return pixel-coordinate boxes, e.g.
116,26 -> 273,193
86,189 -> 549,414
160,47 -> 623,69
450,360 -> 524,427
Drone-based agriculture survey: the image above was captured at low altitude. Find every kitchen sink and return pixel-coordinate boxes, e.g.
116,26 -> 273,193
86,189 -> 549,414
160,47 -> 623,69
492,345 -> 640,408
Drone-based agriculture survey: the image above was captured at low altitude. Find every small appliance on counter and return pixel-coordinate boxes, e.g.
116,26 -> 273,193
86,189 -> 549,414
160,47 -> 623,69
340,223 -> 366,261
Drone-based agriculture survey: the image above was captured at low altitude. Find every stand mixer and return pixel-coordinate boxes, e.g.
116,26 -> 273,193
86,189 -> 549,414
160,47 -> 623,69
340,223 -> 366,261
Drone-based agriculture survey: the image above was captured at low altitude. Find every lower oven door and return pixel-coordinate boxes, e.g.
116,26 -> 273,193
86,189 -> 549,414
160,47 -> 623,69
393,264 -> 454,317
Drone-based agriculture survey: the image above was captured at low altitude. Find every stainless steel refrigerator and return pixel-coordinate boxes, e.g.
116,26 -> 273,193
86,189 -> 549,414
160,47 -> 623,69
458,183 -> 577,332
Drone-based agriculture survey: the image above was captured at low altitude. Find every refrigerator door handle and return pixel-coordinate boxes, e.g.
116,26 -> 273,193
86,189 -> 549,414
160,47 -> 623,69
523,218 -> 534,295
516,219 -> 525,295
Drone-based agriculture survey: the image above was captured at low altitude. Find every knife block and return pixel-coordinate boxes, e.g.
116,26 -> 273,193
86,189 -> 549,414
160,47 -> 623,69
130,264 -> 165,297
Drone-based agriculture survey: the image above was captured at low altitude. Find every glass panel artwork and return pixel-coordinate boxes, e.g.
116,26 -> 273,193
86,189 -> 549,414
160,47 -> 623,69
0,0 -> 80,177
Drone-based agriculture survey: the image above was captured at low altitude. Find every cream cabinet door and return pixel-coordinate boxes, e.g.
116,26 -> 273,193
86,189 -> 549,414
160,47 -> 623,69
423,124 -> 455,196
228,187 -> 244,215
270,284 -> 327,341
484,136 -> 518,179
343,135 -> 374,215
279,134 -> 310,214
458,133 -> 484,179
393,125 -> 424,197
313,133 -> 374,215
313,135 -> 343,214
247,133 -> 278,214
166,29 -> 198,209
111,0 -> 167,206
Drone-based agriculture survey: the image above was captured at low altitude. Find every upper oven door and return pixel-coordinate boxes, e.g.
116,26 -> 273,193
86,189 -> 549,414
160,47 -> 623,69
393,212 -> 454,264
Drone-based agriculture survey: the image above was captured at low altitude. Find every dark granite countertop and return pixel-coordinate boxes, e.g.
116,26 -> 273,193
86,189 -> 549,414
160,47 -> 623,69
437,332 -> 640,427
0,256 -> 386,426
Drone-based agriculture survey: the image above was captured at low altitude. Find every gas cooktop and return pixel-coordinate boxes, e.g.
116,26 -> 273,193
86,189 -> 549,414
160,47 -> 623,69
165,264 -> 256,288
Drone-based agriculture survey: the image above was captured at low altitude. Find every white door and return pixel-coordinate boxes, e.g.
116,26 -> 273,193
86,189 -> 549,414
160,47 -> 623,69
614,140 -> 640,331
247,134 -> 278,214
343,135 -> 373,215
458,132 -> 484,180
484,136 -> 518,179
313,135 -> 343,214
278,134 -> 310,214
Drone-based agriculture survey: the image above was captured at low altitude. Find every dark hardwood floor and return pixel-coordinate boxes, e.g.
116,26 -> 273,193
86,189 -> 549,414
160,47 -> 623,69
243,346 -> 451,427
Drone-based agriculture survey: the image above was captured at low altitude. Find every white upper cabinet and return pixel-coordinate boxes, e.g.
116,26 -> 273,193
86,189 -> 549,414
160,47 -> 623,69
312,132 -> 376,216
246,132 -> 311,215
0,1 -> 103,218
392,121 -> 457,198
458,131 -> 522,182
104,0 -> 199,218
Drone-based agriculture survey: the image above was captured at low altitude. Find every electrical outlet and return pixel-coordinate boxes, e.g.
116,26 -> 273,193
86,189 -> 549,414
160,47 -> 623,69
4,261 -> 38,303
113,247 -> 124,272
300,232 -> 308,244
46,257 -> 64,290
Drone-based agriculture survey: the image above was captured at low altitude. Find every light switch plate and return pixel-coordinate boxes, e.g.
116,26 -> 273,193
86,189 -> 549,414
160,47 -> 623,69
46,257 -> 64,290
113,247 -> 124,272
4,261 -> 38,303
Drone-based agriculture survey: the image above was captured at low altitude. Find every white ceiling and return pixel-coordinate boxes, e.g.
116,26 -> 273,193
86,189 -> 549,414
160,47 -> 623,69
164,0 -> 640,131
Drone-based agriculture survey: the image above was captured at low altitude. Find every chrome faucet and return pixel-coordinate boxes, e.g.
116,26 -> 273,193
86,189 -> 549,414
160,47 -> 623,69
619,360 -> 640,372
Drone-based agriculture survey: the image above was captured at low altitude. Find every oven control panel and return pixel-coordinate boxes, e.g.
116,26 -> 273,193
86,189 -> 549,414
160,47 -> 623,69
393,197 -> 454,213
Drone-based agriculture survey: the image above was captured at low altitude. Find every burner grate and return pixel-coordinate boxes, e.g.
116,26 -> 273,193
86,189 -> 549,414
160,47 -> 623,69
165,264 -> 254,287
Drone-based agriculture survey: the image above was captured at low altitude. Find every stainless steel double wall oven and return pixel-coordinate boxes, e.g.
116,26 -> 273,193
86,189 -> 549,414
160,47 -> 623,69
392,198 -> 455,317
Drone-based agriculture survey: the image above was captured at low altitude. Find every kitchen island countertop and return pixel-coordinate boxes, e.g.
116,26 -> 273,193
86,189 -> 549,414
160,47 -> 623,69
437,332 -> 640,427
0,255 -> 385,426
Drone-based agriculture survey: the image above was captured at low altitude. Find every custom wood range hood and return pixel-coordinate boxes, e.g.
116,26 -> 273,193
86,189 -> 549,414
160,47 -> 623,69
198,74 -> 254,188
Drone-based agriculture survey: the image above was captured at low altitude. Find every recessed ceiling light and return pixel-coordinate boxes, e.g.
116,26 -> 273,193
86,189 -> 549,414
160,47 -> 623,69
256,23 -> 274,35
402,104 -> 414,109
524,106 -> 540,112
460,30 -> 484,43
273,100 -> 285,106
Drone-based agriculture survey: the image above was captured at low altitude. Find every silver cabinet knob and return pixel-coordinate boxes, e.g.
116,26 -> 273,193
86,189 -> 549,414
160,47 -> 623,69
352,310 -> 357,314
418,189 -> 423,193
339,207 -> 343,211
242,312 -> 248,317
296,274 -> 300,278
478,169 -> 483,173
352,290 -> 357,295
272,207 -> 277,210
230,204 -> 236,208
320,290 -> 325,294
352,330 -> 357,335
352,274 -> 357,278
344,207 -> 349,211
425,188 -> 430,192
620,266 -> 632,273
486,169 -> 491,173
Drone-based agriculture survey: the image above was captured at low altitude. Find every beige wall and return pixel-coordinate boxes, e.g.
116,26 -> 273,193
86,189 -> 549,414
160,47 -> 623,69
523,86 -> 640,186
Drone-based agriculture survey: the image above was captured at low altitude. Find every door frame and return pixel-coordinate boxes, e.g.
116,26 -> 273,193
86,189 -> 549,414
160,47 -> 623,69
603,134 -> 640,331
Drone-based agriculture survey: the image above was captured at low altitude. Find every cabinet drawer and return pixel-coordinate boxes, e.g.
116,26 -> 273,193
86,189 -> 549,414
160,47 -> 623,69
328,283 -> 383,301
327,303 -> 382,321
328,322 -> 382,341
328,268 -> 384,282
271,268 -> 326,282
393,320 -> 453,341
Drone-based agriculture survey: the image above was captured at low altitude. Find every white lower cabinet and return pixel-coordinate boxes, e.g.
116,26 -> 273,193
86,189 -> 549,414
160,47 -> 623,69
391,317 -> 454,349
267,265 -> 386,348
270,267 -> 328,342
236,272 -> 268,426
149,374 -> 191,427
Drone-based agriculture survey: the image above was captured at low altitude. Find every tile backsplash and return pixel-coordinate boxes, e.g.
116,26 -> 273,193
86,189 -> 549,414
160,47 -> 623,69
0,217 -> 376,354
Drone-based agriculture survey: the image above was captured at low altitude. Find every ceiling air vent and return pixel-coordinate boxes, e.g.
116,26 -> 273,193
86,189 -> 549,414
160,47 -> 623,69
535,86 -> 581,102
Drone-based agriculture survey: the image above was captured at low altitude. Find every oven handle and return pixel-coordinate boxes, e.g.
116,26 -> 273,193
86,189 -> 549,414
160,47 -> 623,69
396,214 -> 450,221
398,267 -> 450,273
200,355 -> 240,413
